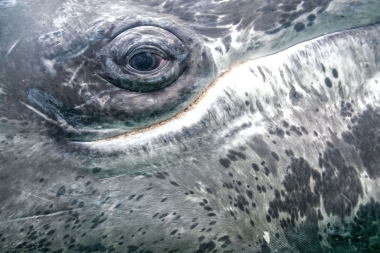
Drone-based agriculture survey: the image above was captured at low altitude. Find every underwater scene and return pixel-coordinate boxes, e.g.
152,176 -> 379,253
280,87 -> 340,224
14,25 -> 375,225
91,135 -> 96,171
1,0 -> 380,252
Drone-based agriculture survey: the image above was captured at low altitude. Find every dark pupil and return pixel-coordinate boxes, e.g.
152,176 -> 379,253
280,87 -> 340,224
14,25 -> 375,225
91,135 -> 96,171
130,52 -> 156,71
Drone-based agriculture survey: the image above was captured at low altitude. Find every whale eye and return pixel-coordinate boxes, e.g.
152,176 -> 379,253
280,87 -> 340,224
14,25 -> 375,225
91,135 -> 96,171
129,52 -> 165,72
97,26 -> 187,92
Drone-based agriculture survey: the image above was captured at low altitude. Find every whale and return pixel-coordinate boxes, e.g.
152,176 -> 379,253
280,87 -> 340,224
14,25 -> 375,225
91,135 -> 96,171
1,0 -> 380,252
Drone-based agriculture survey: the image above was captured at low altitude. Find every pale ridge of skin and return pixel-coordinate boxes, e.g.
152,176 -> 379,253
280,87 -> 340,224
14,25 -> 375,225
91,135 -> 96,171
1,1 -> 380,252
79,24 -> 380,175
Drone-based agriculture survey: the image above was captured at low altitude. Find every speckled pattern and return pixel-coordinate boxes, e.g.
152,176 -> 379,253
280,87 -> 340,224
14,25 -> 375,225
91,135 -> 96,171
1,0 -> 380,252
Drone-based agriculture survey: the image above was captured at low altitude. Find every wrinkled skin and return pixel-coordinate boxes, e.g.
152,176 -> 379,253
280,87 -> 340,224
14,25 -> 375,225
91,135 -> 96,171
1,1 -> 380,252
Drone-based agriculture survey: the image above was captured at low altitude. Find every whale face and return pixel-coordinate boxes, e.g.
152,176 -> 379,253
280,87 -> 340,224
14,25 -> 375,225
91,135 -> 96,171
1,0 -> 380,252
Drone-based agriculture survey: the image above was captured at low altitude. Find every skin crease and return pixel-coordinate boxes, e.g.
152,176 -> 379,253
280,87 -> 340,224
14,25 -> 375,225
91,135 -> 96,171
1,0 -> 380,252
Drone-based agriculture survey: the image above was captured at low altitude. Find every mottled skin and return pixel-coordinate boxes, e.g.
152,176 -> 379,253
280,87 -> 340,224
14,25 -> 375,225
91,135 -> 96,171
1,0 -> 380,252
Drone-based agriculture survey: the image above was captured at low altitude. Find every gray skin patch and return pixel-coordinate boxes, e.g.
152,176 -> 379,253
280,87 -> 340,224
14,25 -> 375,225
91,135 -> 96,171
1,0 -> 380,252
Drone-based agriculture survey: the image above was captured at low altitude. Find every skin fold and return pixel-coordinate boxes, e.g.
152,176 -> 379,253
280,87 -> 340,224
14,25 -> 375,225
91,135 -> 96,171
1,1 -> 380,252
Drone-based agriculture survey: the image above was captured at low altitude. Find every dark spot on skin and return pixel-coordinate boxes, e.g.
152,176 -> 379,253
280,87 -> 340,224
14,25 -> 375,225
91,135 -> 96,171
318,209 -> 324,220
159,213 -> 169,219
324,77 -> 332,88
307,14 -> 316,21
195,241 -> 216,253
271,151 -> 279,161
56,186 -> 66,197
274,189 -> 281,199
285,149 -> 295,157
290,89 -> 303,105
246,190 -> 253,199
46,230 -> 55,236
92,167 -> 101,174
252,163 -> 260,171
264,166 -> 270,176
300,126 -> 308,135
290,125 -> 303,136
275,127 -> 285,138
321,63 -> 326,72
228,149 -> 246,160
218,235 -> 232,247
127,245 -> 139,252
219,158 -> 231,168
190,223 -> 199,229
294,22 -> 305,32
226,154 -> 237,161
215,46 -> 223,54
222,35 -> 232,52
332,68 -> 338,78
257,66 -> 266,82
236,195 -> 249,212
326,141 -> 334,148
155,172 -> 166,179
170,181 -> 179,187
135,194 -> 144,201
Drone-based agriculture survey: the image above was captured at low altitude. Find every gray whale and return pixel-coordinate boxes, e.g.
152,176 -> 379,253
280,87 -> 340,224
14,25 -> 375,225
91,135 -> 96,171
1,0 -> 380,252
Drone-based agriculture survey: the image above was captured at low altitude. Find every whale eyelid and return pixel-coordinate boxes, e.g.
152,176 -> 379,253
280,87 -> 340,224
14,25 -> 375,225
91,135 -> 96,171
96,26 -> 188,92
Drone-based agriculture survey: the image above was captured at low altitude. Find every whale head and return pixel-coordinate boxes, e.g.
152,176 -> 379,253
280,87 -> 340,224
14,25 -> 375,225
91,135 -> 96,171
1,1 -> 380,252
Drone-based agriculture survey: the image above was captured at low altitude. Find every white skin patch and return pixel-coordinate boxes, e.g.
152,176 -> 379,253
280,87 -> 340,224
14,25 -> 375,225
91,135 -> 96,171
263,231 -> 270,244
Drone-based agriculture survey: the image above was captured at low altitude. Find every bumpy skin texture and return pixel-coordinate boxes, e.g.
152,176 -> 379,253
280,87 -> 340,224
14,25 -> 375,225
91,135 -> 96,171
1,0 -> 380,252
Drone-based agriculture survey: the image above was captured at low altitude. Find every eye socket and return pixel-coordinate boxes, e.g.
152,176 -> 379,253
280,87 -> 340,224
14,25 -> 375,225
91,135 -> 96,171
129,52 -> 165,72
97,26 -> 188,92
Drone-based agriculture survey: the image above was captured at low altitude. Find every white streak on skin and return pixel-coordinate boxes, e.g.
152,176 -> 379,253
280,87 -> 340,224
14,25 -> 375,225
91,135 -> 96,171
5,38 -> 20,57
68,61 -> 85,87
10,187 -> 53,203
340,193 -> 353,205
21,101 -> 80,134
6,210 -> 83,222
21,101 -> 59,125
41,58 -> 57,76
